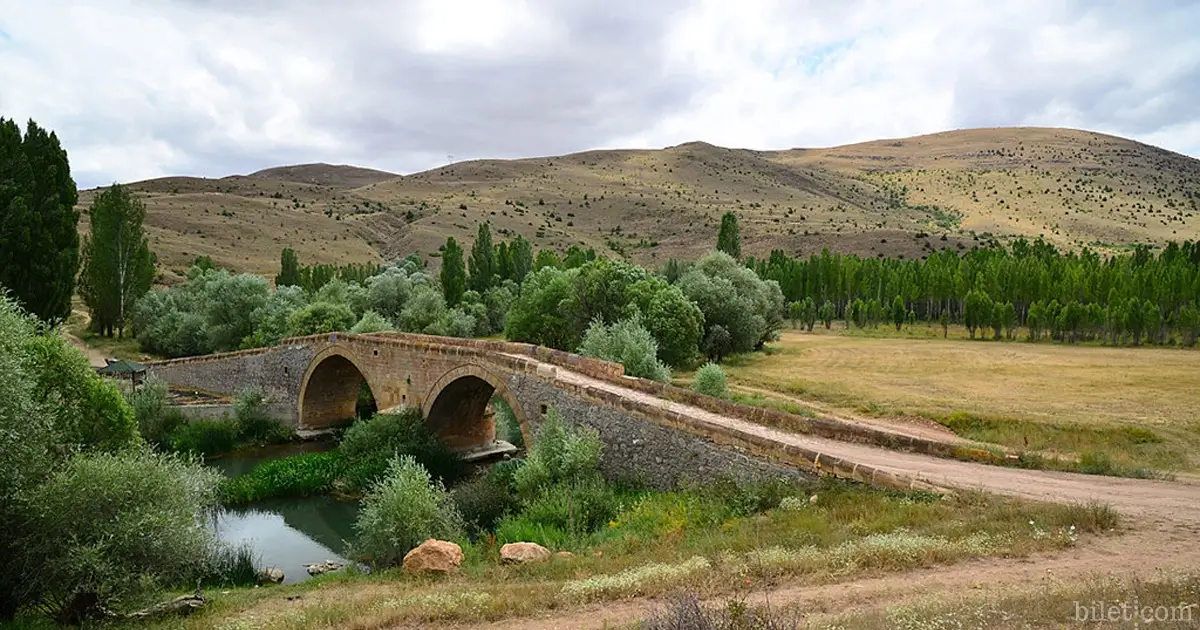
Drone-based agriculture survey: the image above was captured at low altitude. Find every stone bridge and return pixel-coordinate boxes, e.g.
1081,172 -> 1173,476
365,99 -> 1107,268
147,332 -> 956,490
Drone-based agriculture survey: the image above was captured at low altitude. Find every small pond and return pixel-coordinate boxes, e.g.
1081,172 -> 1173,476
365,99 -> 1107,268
207,443 -> 360,585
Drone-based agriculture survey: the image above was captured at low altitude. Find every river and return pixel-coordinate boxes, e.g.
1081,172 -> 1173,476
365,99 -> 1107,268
207,443 -> 361,585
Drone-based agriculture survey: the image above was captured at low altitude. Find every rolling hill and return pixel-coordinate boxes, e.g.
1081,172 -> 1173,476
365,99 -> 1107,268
77,127 -> 1200,279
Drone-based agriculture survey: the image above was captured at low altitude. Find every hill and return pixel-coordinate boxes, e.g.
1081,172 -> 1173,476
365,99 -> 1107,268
77,127 -> 1200,277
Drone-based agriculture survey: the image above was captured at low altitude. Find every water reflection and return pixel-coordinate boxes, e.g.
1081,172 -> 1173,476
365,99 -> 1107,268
212,496 -> 360,585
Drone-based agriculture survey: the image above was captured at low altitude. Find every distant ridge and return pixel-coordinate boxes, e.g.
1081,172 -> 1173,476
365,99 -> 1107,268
247,163 -> 399,188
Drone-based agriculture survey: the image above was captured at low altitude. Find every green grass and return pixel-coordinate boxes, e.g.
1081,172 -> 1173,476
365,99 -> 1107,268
88,480 -> 1121,630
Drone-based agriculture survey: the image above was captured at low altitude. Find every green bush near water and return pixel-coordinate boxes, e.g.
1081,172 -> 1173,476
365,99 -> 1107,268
351,455 -> 466,568
339,409 -> 464,492
219,451 -> 344,504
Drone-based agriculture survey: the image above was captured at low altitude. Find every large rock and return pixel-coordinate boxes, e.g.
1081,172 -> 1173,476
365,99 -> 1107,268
402,539 -> 464,574
500,542 -> 551,565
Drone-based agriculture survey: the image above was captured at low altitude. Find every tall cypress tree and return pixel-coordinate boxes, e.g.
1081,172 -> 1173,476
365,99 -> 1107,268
0,118 -> 79,323
79,183 -> 155,337
441,236 -> 467,306
717,211 -> 741,261
468,222 -> 496,292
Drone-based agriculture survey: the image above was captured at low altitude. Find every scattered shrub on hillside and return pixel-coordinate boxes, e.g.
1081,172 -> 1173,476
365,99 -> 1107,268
513,407 -> 603,497
338,409 -> 463,492
19,450 -> 221,623
579,315 -> 671,382
351,455 -> 466,568
691,362 -> 730,399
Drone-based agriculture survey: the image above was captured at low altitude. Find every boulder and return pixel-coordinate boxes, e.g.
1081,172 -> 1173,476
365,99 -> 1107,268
402,539 -> 464,574
257,568 -> 285,584
304,560 -> 343,576
500,542 -> 551,565
555,551 -> 575,559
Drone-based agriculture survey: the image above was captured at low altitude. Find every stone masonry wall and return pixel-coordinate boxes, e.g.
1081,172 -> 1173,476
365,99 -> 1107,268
508,373 -> 810,489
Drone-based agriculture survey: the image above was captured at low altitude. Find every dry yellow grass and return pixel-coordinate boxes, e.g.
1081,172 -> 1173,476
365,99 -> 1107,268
722,328 -> 1200,470
77,127 -> 1200,277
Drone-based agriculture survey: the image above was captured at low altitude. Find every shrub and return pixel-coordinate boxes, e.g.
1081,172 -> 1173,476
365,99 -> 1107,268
170,417 -> 240,457
493,399 -> 525,448
640,592 -> 800,630
351,455 -> 466,568
194,542 -> 260,588
451,473 -> 519,535
233,387 -> 291,444
691,362 -> 730,399
579,315 -> 671,382
677,251 -> 785,354
706,476 -> 799,517
351,310 -> 394,334
338,409 -> 463,492
219,451 -> 343,505
513,407 -> 603,497
19,449 -> 221,623
493,515 -> 572,549
520,478 -> 620,535
287,301 -> 357,337
127,374 -> 173,445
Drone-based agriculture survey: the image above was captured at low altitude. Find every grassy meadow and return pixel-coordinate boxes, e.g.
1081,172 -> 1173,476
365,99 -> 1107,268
716,325 -> 1200,473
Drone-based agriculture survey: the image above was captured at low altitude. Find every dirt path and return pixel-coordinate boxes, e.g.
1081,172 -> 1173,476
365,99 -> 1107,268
419,361 -> 1200,628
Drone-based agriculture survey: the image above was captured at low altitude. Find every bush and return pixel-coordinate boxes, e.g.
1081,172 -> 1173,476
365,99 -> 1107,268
19,449 -> 221,623
493,399 -> 525,448
351,310 -> 394,334
691,362 -> 730,399
194,542 -> 260,588
493,515 -> 572,549
706,476 -> 799,517
338,409 -> 463,492
219,451 -> 343,505
287,301 -> 357,337
127,374 -> 174,446
513,407 -> 603,497
233,387 -> 291,444
677,251 -> 786,355
640,593 -> 799,630
451,473 -> 519,536
578,315 -> 671,382
170,417 -> 240,457
351,455 -> 466,568
520,479 -> 620,535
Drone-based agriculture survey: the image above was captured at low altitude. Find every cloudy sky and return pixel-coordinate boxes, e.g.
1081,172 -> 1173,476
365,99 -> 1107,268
1,0 -> 1198,188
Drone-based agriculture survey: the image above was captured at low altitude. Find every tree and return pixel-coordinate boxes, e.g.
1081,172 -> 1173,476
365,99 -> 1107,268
716,211 -> 741,260
677,251 -> 784,355
788,301 -> 803,328
468,222 -> 496,292
939,310 -> 949,338
578,316 -> 671,382
801,297 -> 817,332
509,236 -> 534,284
440,236 -> 467,306
0,118 -> 79,323
963,290 -> 994,340
79,184 -> 155,337
287,301 -> 357,337
819,300 -> 836,329
275,247 -> 300,287
890,295 -> 906,331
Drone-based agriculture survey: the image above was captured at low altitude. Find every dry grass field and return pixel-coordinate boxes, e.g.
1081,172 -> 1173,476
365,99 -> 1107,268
76,127 -> 1200,278
721,328 -> 1200,472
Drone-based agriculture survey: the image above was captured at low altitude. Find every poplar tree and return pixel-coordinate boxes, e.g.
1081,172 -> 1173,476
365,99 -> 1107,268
440,236 -> 467,306
468,222 -> 495,292
79,184 -> 155,337
276,247 -> 300,287
716,211 -> 741,260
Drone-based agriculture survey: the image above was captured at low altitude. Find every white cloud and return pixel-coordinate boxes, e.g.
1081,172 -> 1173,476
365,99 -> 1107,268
0,0 -> 1196,187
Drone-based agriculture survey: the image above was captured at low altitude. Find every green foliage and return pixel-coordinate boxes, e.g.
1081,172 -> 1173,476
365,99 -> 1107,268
964,289 -> 994,340
451,472 -> 520,535
19,449 -> 221,623
219,451 -> 343,504
338,409 -> 464,492
244,285 -> 307,348
678,251 -> 785,355
691,362 -> 730,399
351,455 -> 466,568
127,374 -> 183,449
890,295 -> 907,331
399,283 -> 448,333
468,222 -> 496,292
79,183 -> 155,337
704,476 -> 796,516
508,235 -> 534,284
233,387 -> 291,444
625,277 -> 704,367
440,236 -> 467,306
716,211 -> 741,260
579,315 -> 672,382
519,478 -> 620,535
0,118 -> 79,324
170,418 -> 240,457
351,310 -> 394,334
275,247 -> 300,287
513,407 -> 603,497
286,301 -> 357,337
505,266 -> 579,349
194,542 -> 260,588
365,266 -> 414,322
23,333 -> 139,452
493,398 -> 526,448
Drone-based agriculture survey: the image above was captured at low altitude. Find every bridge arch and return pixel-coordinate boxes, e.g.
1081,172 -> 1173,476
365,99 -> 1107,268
423,364 -> 532,450
297,346 -> 382,430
